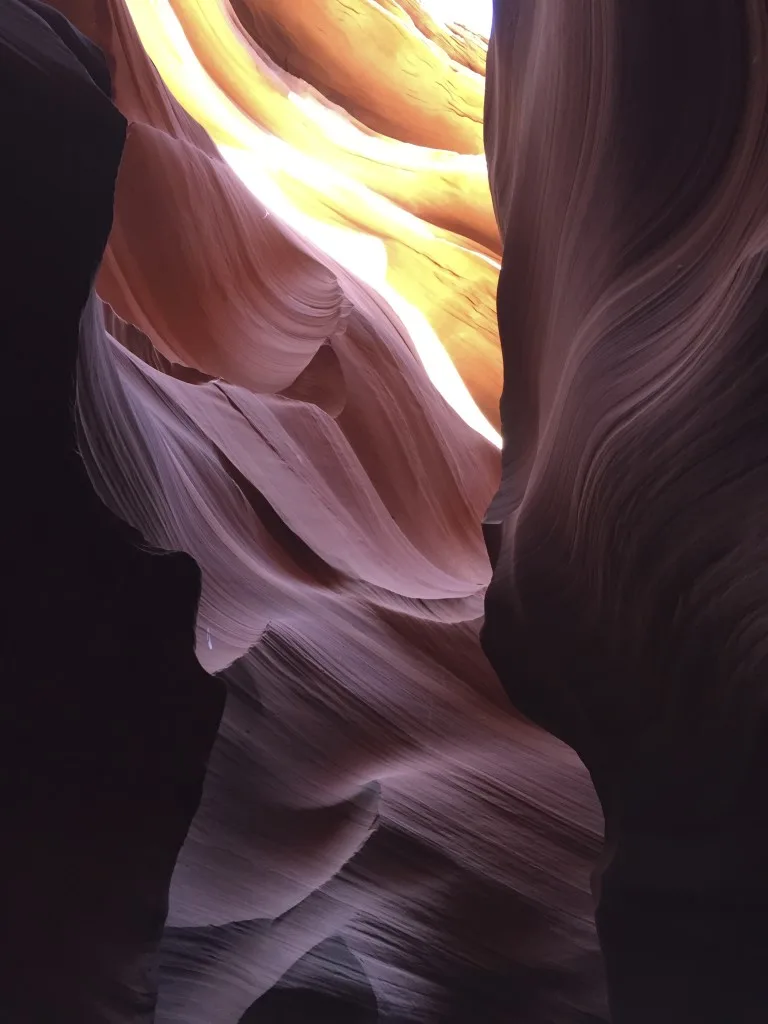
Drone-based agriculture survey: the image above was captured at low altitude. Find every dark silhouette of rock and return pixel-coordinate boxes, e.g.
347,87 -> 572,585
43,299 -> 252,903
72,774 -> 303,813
483,1 -> 768,1020
0,2 -> 223,1019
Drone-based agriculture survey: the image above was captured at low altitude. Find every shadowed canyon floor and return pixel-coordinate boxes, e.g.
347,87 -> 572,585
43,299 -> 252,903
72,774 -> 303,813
3,1 -> 768,1022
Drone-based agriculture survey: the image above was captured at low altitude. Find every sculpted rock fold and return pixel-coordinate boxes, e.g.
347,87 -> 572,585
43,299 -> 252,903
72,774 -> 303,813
0,3 -> 223,1019
483,1 -> 768,1019
33,0 -> 612,1019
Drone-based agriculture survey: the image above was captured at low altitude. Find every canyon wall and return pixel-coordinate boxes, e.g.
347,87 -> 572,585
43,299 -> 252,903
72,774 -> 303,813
14,1 -> 768,1022
2,0 -> 609,1020
483,2 -> 768,1020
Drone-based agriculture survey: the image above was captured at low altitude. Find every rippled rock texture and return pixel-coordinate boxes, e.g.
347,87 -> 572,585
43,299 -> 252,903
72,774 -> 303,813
2,0 -> 608,1020
1,3 -> 224,1019
4,1 -> 609,1020
6,0 -> 768,1021
484,2 -> 768,1021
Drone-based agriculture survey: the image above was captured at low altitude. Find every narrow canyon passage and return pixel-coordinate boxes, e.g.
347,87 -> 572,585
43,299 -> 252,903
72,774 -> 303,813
3,2 -> 768,1022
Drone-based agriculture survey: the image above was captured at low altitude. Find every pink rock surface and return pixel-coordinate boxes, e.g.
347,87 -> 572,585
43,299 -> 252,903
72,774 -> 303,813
16,0 -> 768,1021
51,0 -> 604,1019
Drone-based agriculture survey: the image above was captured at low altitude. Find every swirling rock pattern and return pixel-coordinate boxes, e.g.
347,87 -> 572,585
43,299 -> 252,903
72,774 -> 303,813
109,0 -> 504,434
17,0 -> 768,1021
484,1 -> 768,1020
65,0 -> 609,1017
0,0 -> 612,1021
0,3 -> 224,1020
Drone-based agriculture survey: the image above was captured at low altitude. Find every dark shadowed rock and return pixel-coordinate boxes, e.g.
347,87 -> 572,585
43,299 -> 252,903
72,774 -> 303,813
0,3 -> 224,1019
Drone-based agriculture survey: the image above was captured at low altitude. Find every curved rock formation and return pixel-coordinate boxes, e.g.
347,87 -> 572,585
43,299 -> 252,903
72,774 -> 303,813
0,3 -> 223,1020
227,0 -> 486,152
105,0 -> 504,433
0,0 -> 615,1021
70,2 -> 609,1016
11,0 -> 768,1019
483,2 -> 768,1021
27,0 -> 768,1020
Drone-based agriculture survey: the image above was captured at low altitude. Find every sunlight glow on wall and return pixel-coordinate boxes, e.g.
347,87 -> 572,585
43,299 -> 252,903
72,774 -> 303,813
421,0 -> 493,37
124,0 -> 501,447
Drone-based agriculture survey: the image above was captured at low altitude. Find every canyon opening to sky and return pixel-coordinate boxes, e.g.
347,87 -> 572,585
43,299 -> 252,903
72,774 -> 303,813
4,2 -> 768,1023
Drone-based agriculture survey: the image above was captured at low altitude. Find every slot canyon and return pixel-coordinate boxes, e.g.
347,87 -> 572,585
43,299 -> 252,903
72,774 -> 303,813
2,1 -> 768,1021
